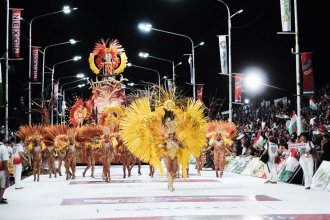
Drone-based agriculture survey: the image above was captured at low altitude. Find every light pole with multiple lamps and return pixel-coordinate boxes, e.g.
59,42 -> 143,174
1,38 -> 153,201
277,0 -> 301,121
138,23 -> 203,100
127,62 -> 161,100
41,39 -> 79,104
50,56 -> 81,125
27,5 -> 77,124
138,52 -> 182,89
217,0 -> 243,122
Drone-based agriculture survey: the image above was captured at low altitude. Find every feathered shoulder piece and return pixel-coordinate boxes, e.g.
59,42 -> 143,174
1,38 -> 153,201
16,125 -> 47,145
76,125 -> 103,143
207,120 -> 237,146
44,125 -> 68,147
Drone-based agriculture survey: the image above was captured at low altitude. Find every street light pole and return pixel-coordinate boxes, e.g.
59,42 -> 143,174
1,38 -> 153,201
294,0 -> 301,120
27,6 -> 77,124
50,56 -> 81,125
41,39 -> 79,105
139,52 -> 179,88
138,24 -> 196,100
217,0 -> 243,122
5,0 -> 9,139
127,63 -> 161,100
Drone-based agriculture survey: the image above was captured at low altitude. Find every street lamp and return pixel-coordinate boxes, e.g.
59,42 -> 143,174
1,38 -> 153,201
138,23 -> 200,100
139,52 -> 180,89
50,56 -> 82,125
217,0 -> 243,122
127,62 -> 161,100
41,39 -> 80,103
28,5 -> 77,124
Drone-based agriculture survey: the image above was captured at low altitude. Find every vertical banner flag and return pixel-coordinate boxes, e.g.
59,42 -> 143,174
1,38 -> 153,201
280,0 -> 291,31
32,47 -> 40,81
218,35 -> 228,74
301,52 -> 315,95
166,79 -> 173,91
12,9 -> 22,57
196,84 -> 204,101
234,74 -> 243,103
54,83 -> 59,103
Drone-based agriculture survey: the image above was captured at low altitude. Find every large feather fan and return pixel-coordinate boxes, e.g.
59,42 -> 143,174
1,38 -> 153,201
120,97 -> 207,179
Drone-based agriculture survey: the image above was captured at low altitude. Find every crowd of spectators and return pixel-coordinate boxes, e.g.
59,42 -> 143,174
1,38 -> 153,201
227,84 -> 330,166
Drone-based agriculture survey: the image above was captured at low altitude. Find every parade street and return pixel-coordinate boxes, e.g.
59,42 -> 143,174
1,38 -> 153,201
1,164 -> 329,220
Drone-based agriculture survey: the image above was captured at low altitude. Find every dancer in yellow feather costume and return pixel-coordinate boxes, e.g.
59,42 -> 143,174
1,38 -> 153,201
120,89 -> 207,191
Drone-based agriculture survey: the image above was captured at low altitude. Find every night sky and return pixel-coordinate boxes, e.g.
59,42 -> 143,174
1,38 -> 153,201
0,0 -> 328,127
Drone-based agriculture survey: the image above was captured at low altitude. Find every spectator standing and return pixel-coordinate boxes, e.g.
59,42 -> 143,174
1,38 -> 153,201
298,132 -> 316,190
262,136 -> 279,184
12,136 -> 27,189
0,133 -> 9,204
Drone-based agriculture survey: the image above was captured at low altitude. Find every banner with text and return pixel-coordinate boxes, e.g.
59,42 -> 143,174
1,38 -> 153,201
301,52 -> 315,95
32,47 -> 40,81
280,0 -> 291,31
218,35 -> 228,74
234,74 -> 243,103
12,9 -> 22,57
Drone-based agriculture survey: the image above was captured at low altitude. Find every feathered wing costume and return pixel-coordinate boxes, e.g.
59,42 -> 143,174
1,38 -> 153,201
120,95 -> 207,179
206,120 -> 238,146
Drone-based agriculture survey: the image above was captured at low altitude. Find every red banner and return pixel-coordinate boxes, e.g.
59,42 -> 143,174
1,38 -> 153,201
301,52 -> 314,95
196,84 -> 203,101
234,74 -> 243,103
12,9 -> 22,57
32,47 -> 40,81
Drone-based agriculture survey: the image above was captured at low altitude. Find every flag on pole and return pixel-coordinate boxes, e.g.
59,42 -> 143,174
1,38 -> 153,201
309,96 -> 317,110
301,52 -> 315,95
280,0 -> 291,31
218,35 -> 228,74
253,131 -> 265,148
234,74 -> 243,103
32,46 -> 41,81
288,112 -> 297,135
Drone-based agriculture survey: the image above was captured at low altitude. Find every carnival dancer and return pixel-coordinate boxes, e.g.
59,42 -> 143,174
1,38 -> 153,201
121,88 -> 207,191
57,151 -> 65,176
195,147 -> 206,176
101,133 -> 114,182
64,136 -> 79,180
76,125 -> 103,178
44,144 -> 57,178
206,120 -> 237,178
208,133 -> 227,177
159,130 -> 183,191
83,140 -> 96,178
28,135 -> 46,182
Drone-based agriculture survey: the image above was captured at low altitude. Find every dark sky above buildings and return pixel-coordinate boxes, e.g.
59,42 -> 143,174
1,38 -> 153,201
0,0 -> 328,125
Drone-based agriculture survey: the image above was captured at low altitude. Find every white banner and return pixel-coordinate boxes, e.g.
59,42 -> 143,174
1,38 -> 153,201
311,161 -> 330,191
280,0 -> 291,31
12,9 -> 22,57
218,35 -> 228,74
